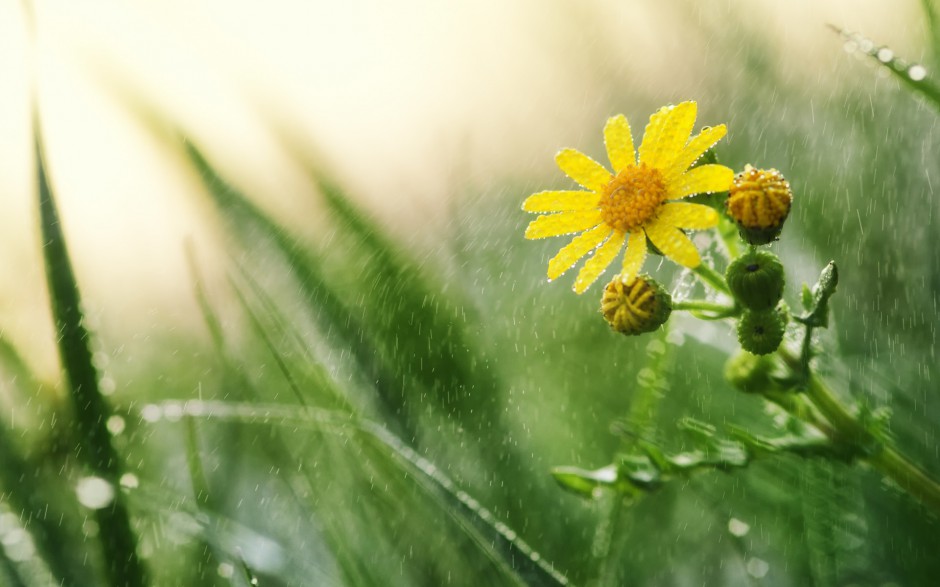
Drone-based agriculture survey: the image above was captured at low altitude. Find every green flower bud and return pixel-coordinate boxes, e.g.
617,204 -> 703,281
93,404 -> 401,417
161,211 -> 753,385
737,308 -> 787,355
601,274 -> 672,335
726,165 -> 793,245
725,249 -> 785,311
724,351 -> 779,394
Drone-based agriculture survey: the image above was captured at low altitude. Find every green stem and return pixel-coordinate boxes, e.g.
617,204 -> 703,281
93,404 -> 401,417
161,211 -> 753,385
779,348 -> 940,513
692,263 -> 730,294
673,299 -> 738,316
717,216 -> 742,260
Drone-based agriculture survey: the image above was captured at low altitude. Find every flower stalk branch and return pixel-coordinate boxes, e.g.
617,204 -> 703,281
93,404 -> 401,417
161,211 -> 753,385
778,348 -> 940,513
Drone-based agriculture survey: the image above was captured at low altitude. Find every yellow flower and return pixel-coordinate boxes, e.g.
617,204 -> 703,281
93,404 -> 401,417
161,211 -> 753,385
522,101 -> 734,294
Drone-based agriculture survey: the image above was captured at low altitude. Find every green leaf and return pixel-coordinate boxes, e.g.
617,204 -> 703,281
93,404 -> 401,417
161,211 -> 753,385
808,261 -> 838,328
618,454 -> 662,489
832,26 -> 940,111
551,465 -> 621,497
35,130 -> 146,587
801,283 -> 813,311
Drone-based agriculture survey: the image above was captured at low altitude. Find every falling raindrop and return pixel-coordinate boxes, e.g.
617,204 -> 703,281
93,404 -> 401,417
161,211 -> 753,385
75,476 -> 116,510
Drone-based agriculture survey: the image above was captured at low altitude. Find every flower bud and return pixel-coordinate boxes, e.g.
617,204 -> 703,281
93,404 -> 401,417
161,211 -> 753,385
725,249 -> 785,311
724,351 -> 778,394
737,308 -> 787,355
601,274 -> 672,335
726,165 -> 793,245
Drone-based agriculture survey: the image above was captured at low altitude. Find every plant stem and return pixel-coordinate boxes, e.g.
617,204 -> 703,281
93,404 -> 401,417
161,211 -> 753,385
693,263 -> 730,294
779,348 -> 940,513
672,299 -> 738,316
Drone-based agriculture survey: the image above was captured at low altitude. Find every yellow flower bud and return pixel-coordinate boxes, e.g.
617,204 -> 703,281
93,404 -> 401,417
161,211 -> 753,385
726,165 -> 793,245
601,275 -> 672,335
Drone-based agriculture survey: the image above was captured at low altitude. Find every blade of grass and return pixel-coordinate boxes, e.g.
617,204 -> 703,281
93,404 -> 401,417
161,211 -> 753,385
0,420 -> 94,586
185,144 -> 414,430
155,399 -> 571,587
34,128 -> 146,586
831,25 -> 940,111
922,0 -> 940,66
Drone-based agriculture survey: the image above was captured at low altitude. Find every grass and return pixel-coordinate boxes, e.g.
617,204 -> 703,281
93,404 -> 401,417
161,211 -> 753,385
2,2 -> 940,585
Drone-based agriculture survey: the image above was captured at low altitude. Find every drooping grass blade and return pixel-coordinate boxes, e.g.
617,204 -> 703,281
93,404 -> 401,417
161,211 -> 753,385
832,25 -> 940,111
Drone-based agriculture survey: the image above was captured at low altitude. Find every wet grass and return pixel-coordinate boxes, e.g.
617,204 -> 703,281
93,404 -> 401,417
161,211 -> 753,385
2,3 -> 940,586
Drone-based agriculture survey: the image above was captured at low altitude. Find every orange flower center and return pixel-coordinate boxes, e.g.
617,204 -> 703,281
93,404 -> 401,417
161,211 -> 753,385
598,163 -> 668,233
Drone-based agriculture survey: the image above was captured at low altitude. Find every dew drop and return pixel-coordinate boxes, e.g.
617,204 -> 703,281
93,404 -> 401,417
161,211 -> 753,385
163,403 -> 183,422
217,563 -> 234,578
141,404 -> 162,423
99,376 -> 116,395
106,415 -> 126,435
120,473 -> 140,489
1,528 -> 25,547
728,517 -> 750,537
909,64 -> 927,81
75,476 -> 115,509
746,557 -> 769,579
877,48 -> 894,63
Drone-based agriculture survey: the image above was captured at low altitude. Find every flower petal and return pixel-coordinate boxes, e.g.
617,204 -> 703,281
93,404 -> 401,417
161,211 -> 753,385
638,101 -> 697,170
573,230 -> 626,294
522,190 -> 599,213
645,221 -> 702,268
667,164 -> 734,200
547,225 -> 612,280
556,149 -> 612,192
656,202 -> 720,229
664,125 -> 727,181
604,115 -> 636,173
621,230 -> 648,284
524,210 -> 602,239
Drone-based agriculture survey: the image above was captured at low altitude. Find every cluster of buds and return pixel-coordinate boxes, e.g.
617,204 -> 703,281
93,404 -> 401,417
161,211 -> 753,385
596,162 -> 795,358
723,165 -> 795,355
726,249 -> 787,355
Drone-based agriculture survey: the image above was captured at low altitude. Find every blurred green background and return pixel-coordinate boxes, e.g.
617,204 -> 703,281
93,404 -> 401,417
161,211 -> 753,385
1,0 -> 939,585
